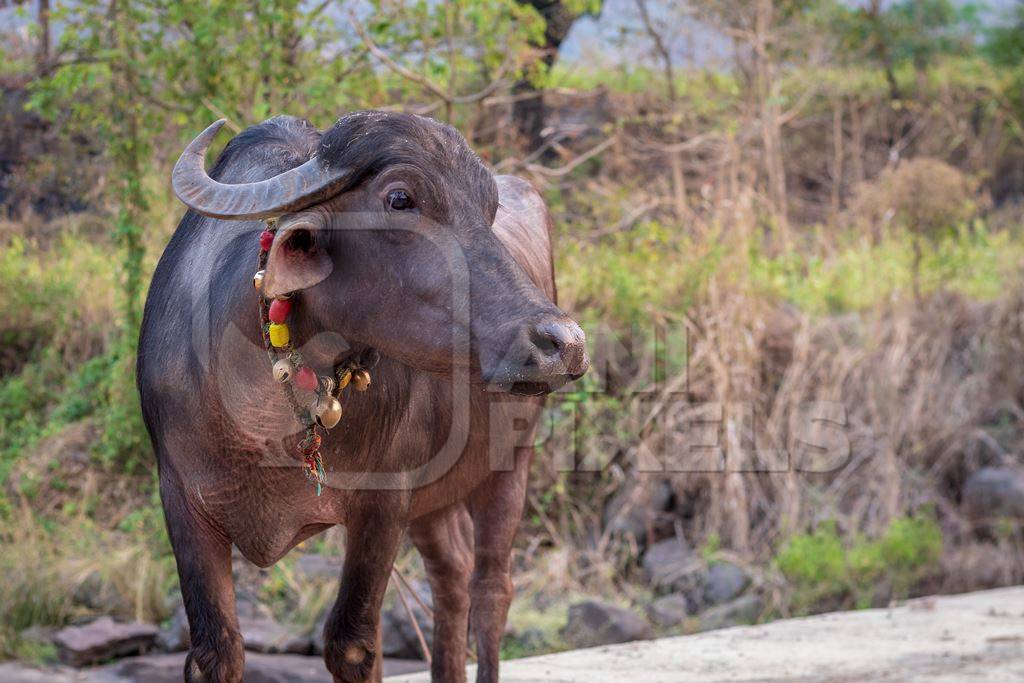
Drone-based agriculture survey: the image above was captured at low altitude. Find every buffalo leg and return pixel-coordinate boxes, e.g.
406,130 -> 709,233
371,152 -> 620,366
161,477 -> 244,683
409,504 -> 474,683
468,449 -> 531,683
323,502 -> 405,683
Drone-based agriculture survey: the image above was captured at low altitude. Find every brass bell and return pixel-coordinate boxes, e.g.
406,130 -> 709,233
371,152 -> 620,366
272,358 -> 295,383
253,269 -> 266,291
315,396 -> 343,429
351,369 -> 371,392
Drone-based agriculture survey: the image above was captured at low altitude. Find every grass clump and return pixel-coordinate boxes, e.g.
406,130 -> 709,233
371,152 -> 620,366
775,514 -> 943,615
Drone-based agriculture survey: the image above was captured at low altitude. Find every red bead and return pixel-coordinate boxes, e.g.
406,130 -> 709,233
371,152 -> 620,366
268,298 -> 292,324
259,230 -> 275,252
295,366 -> 318,392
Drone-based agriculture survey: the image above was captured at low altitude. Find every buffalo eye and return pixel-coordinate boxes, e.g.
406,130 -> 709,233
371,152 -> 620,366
386,189 -> 415,211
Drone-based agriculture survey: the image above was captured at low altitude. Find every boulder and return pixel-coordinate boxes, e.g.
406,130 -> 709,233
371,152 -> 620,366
602,478 -> 674,543
0,663 -> 76,683
156,604 -> 189,653
563,600 -> 653,648
294,554 -> 341,582
642,537 -> 706,593
703,562 -> 749,606
239,615 -> 312,655
697,595 -> 764,632
646,594 -> 691,628
53,617 -> 159,667
380,580 -> 433,660
78,652 -> 426,682
963,467 -> 1024,520
311,605 -> 330,656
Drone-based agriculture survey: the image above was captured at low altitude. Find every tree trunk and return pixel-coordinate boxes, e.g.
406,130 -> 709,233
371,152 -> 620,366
512,0 -> 601,152
36,0 -> 50,75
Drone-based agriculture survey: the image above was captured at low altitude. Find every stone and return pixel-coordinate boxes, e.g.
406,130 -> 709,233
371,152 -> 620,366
602,478 -> 674,543
697,595 -> 764,632
513,627 -> 549,653
74,652 -> 427,682
646,594 -> 691,628
53,617 -> 159,667
963,466 -> 1024,520
72,571 -> 127,614
703,562 -> 749,606
563,600 -> 654,648
240,615 -> 312,655
0,663 -> 75,683
642,537 -> 706,593
380,580 -> 433,660
311,605 -> 330,656
156,604 -> 189,652
294,553 -> 341,582
18,625 -> 56,648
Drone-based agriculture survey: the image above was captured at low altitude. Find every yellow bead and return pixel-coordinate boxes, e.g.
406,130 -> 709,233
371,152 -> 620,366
336,369 -> 351,390
268,323 -> 290,348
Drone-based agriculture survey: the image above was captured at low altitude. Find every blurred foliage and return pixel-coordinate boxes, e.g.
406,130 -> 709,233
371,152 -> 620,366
775,514 -> 943,614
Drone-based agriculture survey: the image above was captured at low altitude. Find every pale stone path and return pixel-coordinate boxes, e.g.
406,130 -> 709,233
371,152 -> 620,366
387,586 -> 1024,683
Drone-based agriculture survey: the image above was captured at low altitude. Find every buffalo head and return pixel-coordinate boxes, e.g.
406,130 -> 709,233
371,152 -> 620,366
172,112 -> 588,395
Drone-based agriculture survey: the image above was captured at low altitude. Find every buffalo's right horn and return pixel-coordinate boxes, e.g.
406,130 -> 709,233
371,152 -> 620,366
171,119 -> 351,220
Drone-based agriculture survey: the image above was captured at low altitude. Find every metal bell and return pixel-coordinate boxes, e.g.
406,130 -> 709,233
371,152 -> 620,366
253,269 -> 265,291
352,369 -> 371,392
315,396 -> 343,429
272,358 -> 295,383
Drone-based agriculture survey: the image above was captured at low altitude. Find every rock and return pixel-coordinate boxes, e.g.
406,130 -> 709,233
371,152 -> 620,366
52,617 -> 159,667
78,652 -> 426,682
72,571 -> 127,614
963,466 -> 1024,520
646,594 -> 691,628
602,478 -> 675,543
294,554 -> 340,582
512,627 -> 549,653
18,624 -> 57,648
642,537 -> 706,593
0,663 -> 75,683
703,562 -> 749,606
380,580 -> 433,660
697,595 -> 764,632
156,604 -> 189,652
240,615 -> 312,655
563,600 -> 654,648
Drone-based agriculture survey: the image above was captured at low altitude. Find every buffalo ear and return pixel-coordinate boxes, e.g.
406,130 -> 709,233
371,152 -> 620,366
262,220 -> 333,299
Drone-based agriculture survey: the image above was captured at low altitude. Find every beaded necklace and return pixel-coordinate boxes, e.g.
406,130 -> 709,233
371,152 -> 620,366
254,219 -> 372,495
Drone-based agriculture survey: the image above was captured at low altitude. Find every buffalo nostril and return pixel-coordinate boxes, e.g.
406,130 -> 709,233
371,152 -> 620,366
530,323 -> 568,355
528,319 -> 588,377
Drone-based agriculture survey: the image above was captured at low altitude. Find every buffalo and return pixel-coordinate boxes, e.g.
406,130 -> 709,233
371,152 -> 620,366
137,111 -> 588,682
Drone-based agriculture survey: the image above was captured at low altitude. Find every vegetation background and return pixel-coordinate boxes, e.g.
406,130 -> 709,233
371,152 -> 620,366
1,0 -> 1024,665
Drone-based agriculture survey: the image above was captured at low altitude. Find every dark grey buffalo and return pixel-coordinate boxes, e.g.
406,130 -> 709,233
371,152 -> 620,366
137,111 -> 588,683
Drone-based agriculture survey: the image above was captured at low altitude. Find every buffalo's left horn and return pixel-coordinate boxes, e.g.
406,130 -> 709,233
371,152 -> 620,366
171,119 -> 351,220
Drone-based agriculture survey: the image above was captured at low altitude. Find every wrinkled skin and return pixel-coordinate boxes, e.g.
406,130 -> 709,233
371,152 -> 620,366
138,113 -> 587,683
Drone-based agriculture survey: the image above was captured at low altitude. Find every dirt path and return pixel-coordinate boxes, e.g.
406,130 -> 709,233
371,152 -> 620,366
387,586 -> 1024,682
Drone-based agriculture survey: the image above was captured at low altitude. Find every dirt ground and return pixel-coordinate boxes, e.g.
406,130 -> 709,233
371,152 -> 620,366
388,586 -> 1024,683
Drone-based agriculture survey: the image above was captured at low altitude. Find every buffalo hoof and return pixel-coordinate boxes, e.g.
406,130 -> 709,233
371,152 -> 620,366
184,641 -> 244,683
325,639 -> 377,682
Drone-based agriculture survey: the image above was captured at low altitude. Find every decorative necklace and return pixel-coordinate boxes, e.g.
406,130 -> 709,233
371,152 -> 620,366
253,219 -> 372,495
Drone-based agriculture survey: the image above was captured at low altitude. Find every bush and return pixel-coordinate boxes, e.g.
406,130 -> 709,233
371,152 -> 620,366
848,158 -> 980,238
775,515 -> 944,615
